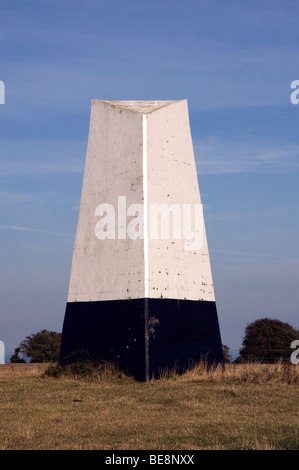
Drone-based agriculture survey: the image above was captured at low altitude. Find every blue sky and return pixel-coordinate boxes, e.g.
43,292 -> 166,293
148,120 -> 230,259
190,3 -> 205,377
1,0 -> 299,359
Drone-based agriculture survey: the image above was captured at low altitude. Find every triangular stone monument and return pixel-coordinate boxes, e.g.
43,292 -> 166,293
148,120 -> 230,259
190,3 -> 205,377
59,100 -> 223,380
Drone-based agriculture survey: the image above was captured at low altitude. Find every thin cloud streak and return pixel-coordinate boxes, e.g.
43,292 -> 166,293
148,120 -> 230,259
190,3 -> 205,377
211,248 -> 299,263
0,225 -> 72,236
195,137 -> 299,175
0,163 -> 84,176
0,139 -> 85,176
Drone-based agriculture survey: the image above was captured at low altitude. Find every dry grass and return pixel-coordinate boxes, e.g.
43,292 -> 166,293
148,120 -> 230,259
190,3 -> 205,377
0,361 -> 298,450
158,359 -> 299,385
0,363 -> 50,378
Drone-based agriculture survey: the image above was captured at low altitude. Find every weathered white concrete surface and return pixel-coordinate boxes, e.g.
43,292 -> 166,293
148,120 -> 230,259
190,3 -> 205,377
146,100 -> 214,301
68,100 -> 144,302
67,100 -> 215,302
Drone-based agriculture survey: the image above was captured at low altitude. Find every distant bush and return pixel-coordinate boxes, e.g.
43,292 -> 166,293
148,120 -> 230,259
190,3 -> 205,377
20,329 -> 61,363
10,347 -> 26,363
222,344 -> 232,363
239,318 -> 298,363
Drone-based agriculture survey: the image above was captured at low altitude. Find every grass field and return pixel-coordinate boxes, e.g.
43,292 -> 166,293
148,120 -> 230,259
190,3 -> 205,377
0,361 -> 298,450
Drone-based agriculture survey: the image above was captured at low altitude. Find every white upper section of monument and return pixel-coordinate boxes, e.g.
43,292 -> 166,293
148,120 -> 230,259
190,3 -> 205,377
67,99 -> 215,303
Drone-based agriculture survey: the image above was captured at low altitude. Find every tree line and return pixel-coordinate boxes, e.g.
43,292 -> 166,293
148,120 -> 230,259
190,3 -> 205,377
10,317 -> 298,364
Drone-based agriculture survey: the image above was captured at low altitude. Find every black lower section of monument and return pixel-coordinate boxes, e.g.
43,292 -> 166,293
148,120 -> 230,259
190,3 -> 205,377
59,298 -> 223,381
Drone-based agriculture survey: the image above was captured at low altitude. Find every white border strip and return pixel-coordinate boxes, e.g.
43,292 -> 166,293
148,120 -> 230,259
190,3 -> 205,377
0,81 -> 4,105
142,114 -> 149,298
